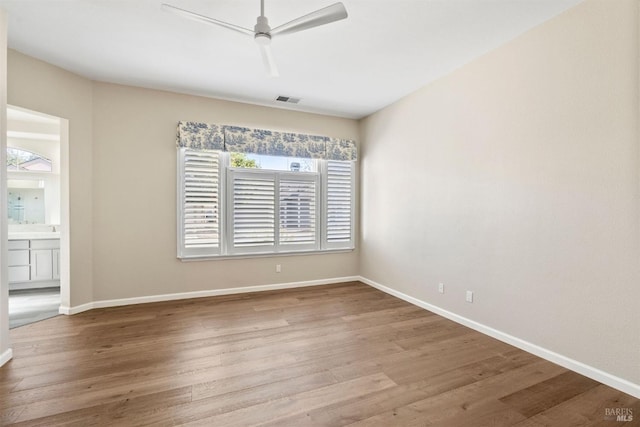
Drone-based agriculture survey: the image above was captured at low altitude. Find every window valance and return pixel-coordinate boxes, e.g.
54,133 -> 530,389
176,121 -> 224,151
176,121 -> 357,161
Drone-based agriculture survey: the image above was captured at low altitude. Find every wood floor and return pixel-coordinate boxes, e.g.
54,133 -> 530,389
1,282 -> 638,426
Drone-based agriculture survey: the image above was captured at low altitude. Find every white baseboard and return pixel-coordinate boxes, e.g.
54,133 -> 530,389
0,348 -> 13,367
359,276 -> 640,399
59,276 -> 360,316
59,303 -> 93,315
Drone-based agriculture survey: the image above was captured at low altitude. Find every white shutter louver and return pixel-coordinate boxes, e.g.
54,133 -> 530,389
326,161 -> 354,245
182,149 -> 220,252
279,178 -> 317,247
231,173 -> 276,250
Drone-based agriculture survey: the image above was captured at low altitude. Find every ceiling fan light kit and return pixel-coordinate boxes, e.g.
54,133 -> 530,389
162,0 -> 348,78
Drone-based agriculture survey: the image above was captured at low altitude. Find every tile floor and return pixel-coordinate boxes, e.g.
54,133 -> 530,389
9,287 -> 61,329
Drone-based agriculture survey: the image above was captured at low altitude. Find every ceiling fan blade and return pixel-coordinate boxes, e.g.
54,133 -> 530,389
162,4 -> 254,36
270,2 -> 347,37
259,44 -> 279,78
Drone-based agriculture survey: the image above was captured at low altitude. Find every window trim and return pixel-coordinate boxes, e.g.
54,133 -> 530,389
177,148 -> 355,260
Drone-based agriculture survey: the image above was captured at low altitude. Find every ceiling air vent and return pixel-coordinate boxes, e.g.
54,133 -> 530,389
276,96 -> 301,104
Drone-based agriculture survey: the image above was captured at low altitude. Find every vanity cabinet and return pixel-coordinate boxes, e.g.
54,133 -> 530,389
8,238 -> 60,289
8,240 -> 30,283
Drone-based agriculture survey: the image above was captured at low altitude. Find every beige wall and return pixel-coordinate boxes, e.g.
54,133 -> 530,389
1,8 -> 10,362
7,50 -> 359,304
91,82 -> 359,300
8,50 -> 94,308
360,0 -> 640,384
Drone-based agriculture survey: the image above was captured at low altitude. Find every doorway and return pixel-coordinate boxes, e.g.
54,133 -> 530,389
6,106 -> 69,328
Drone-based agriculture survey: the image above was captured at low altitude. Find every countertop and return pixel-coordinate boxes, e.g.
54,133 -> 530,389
8,232 -> 61,241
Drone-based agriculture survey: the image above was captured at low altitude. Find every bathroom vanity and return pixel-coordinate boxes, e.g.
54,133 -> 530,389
8,232 -> 60,290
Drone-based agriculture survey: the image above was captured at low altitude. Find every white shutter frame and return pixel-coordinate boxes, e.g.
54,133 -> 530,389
178,150 -> 354,259
278,172 -> 321,251
227,169 -> 277,255
177,148 -> 185,257
177,148 -> 221,258
323,160 -> 355,250
227,169 -> 320,255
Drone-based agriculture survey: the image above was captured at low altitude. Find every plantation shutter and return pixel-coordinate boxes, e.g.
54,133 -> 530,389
229,171 -> 276,252
177,120 -> 357,259
179,148 -> 220,257
279,175 -> 319,250
325,160 -> 354,248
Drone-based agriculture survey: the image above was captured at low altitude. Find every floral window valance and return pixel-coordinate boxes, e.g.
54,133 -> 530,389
176,122 -> 224,151
176,121 -> 357,161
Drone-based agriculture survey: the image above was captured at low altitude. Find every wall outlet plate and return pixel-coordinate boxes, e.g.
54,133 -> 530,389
438,283 -> 444,294
276,264 -> 281,273
466,290 -> 473,303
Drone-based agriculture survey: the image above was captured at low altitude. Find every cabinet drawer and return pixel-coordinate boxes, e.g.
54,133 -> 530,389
30,239 -> 60,250
8,250 -> 29,267
8,240 -> 29,250
8,266 -> 30,282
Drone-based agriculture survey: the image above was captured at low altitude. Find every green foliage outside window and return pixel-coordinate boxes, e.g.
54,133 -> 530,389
231,152 -> 259,168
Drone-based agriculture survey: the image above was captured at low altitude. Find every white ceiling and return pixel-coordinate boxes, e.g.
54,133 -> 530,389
0,0 -> 583,119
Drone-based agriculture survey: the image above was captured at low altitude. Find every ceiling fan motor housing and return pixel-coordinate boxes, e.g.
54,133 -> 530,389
254,16 -> 271,45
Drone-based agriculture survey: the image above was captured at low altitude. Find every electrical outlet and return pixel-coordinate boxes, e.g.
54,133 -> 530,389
465,290 -> 473,303
276,264 -> 281,273
438,283 -> 444,294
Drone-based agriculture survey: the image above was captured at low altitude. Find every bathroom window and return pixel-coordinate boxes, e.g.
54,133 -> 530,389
6,148 -> 52,172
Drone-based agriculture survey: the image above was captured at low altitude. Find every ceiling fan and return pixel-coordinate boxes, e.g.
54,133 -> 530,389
162,0 -> 348,77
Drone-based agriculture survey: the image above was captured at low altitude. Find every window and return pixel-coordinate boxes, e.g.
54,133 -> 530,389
325,160 -> 355,247
178,150 -> 221,257
6,148 -> 52,172
178,148 -> 355,259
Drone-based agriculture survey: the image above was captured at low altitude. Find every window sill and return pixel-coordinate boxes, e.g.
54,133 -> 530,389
178,247 -> 355,262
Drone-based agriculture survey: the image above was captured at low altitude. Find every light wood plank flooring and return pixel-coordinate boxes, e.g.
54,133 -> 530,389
1,282 -> 638,426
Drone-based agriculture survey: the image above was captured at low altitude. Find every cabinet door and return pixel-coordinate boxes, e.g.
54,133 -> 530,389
30,249 -> 53,281
52,249 -> 60,280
